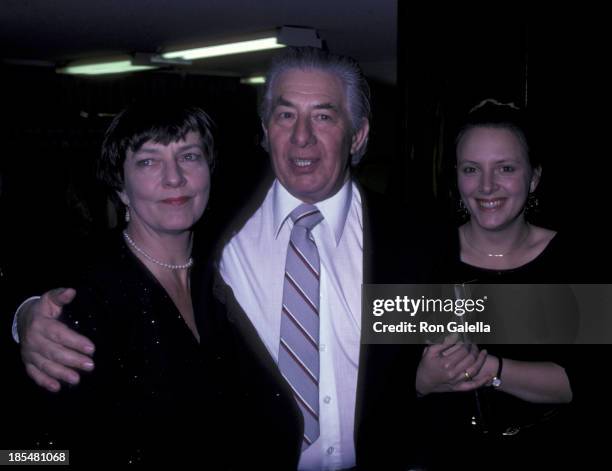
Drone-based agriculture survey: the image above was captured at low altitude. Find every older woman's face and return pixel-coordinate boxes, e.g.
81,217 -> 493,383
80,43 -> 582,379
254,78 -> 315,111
118,131 -> 210,235
457,127 -> 539,231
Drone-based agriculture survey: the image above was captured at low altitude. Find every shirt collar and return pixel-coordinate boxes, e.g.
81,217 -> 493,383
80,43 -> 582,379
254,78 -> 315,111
272,178 -> 353,246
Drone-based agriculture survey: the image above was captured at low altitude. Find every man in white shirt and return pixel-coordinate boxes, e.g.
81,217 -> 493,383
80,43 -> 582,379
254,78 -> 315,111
16,47 -> 444,469
198,47 -> 444,469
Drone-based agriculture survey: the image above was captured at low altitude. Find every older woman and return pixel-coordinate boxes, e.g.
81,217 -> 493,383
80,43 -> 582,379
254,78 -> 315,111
41,103 -> 226,466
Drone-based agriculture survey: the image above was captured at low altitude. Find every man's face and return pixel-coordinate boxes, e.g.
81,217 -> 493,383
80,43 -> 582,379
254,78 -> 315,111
263,68 -> 369,203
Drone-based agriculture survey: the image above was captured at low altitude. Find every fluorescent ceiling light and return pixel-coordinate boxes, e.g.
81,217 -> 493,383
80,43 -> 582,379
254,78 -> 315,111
163,37 -> 284,61
240,76 -> 266,85
58,60 -> 156,75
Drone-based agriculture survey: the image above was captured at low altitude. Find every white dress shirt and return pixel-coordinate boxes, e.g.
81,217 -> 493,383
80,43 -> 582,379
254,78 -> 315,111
219,179 -> 363,470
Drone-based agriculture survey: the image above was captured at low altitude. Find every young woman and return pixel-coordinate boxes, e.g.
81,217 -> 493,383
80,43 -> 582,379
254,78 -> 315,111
416,100 -> 581,469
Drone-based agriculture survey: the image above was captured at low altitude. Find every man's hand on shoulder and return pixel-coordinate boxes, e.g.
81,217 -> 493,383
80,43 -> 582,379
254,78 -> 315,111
19,288 -> 96,392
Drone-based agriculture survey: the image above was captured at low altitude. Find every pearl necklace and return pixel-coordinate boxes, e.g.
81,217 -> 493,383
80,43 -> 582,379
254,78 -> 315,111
123,231 -> 193,270
462,224 -> 531,258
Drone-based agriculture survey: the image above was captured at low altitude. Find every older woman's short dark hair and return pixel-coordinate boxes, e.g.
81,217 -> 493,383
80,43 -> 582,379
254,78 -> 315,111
260,46 -> 371,165
97,102 -> 215,193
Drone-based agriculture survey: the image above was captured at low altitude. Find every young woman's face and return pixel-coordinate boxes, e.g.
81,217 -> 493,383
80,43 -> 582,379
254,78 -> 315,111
457,126 -> 539,231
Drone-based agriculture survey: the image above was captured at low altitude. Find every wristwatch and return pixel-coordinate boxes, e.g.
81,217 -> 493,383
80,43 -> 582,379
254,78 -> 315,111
491,356 -> 503,388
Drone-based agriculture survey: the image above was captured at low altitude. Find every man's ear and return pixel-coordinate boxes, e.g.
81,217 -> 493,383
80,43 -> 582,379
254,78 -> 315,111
530,165 -> 542,193
350,118 -> 370,155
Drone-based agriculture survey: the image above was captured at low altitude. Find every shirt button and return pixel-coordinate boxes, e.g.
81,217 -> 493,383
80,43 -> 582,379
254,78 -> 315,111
323,396 -> 331,404
319,344 -> 326,352
326,446 -> 334,455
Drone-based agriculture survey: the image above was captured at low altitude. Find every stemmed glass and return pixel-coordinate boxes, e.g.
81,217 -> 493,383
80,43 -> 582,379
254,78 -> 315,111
454,283 -> 490,434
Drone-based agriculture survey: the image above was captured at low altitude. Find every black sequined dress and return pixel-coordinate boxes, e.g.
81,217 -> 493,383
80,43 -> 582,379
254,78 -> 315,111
42,233 -> 225,466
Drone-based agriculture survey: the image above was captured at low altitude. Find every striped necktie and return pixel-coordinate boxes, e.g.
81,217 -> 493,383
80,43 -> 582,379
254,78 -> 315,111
279,203 -> 323,449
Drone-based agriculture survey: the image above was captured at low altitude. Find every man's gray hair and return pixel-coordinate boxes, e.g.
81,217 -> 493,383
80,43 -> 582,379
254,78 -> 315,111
260,47 -> 371,165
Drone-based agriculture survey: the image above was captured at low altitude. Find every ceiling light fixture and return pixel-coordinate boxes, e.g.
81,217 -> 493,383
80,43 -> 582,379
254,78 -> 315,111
240,75 -> 266,85
162,36 -> 284,61
57,58 -> 157,76
162,26 -> 322,62
57,53 -> 192,76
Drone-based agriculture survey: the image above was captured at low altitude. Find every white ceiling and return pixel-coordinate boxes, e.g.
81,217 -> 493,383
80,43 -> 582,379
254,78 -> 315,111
0,0 -> 397,83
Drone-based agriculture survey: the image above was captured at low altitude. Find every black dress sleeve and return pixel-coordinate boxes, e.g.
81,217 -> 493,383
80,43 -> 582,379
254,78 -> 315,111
39,281 -> 123,465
